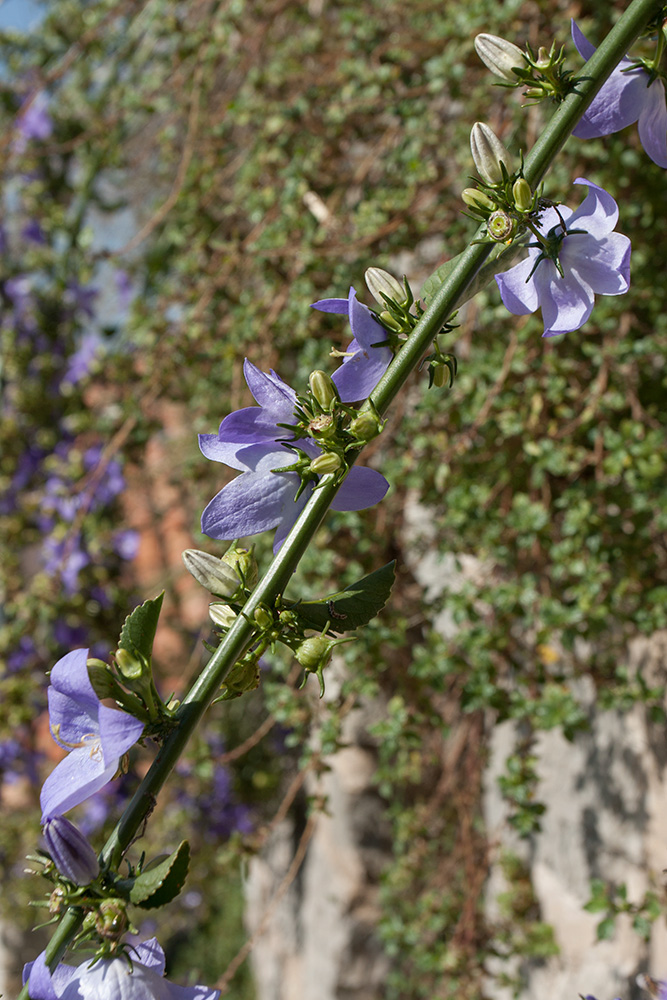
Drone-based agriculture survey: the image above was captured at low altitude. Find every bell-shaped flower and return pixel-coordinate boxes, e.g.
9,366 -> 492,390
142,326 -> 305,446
571,21 -> 667,168
199,360 -> 389,552
43,815 -> 100,885
23,937 -> 220,999
310,286 -> 392,401
40,649 -> 145,821
495,178 -> 631,337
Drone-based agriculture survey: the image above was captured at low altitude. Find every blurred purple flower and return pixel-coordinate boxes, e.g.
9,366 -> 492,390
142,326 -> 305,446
114,529 -> 140,561
572,21 -> 667,168
495,178 -> 630,336
14,93 -> 52,153
61,332 -> 102,386
7,636 -> 38,672
65,281 -> 98,319
199,360 -> 389,552
21,219 -> 45,244
24,938 -> 221,1000
115,269 -> 134,309
311,286 -> 392,401
43,535 -> 90,595
40,648 -> 144,820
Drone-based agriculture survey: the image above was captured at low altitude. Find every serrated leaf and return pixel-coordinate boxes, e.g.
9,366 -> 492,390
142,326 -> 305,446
420,241 -> 527,304
118,593 -> 164,662
288,561 -> 395,632
129,840 -> 190,909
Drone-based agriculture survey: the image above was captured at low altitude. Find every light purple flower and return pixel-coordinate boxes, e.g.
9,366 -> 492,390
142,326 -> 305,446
199,360 -> 389,552
23,938 -> 220,1000
14,93 -> 53,154
311,286 -> 392,401
495,178 -> 631,337
572,21 -> 667,168
43,815 -> 100,885
40,648 -> 144,821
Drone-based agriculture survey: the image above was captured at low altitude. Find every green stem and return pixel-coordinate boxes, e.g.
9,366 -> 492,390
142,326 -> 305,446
22,0 -> 662,992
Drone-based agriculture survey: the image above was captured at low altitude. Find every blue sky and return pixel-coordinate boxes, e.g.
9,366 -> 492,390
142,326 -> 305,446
0,0 -> 43,31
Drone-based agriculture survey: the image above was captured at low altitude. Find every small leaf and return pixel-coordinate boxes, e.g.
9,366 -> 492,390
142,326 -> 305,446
118,593 -> 164,663
420,241 -> 527,304
596,916 -> 616,941
288,561 -> 396,632
128,840 -> 190,909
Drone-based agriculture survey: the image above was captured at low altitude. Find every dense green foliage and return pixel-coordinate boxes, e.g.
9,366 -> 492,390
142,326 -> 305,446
2,0 -> 665,996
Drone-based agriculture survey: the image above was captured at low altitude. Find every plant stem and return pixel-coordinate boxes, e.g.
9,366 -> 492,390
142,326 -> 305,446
22,0 -> 661,990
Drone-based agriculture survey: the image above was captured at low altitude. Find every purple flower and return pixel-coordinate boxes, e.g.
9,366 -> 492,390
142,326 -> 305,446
23,938 -> 220,1000
14,93 -> 53,153
40,648 -> 144,821
495,178 -> 631,337
61,333 -> 102,386
199,360 -> 389,552
43,815 -> 100,885
571,21 -> 667,168
311,286 -> 392,401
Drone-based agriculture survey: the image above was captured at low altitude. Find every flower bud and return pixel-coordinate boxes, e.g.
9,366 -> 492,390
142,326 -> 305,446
115,647 -> 144,681
512,177 -> 532,212
254,605 -> 274,629
182,548 -> 241,598
487,210 -> 514,242
295,636 -> 335,672
209,603 -> 237,628
95,899 -> 128,940
535,46 -> 551,70
86,659 -> 119,700
309,452 -> 342,475
474,33 -> 524,82
43,815 -> 100,886
470,122 -> 513,186
461,187 -> 496,213
364,267 -> 406,306
221,546 -> 258,589
348,411 -> 383,443
309,370 -> 338,410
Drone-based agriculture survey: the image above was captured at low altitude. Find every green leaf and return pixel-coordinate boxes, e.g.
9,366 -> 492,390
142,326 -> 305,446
420,241 -> 527,304
118,592 -> 164,663
288,561 -> 396,632
596,916 -> 616,941
129,840 -> 190,909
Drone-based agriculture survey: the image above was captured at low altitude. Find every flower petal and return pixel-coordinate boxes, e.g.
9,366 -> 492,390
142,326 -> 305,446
637,78 -> 667,168
49,648 -> 98,716
330,466 -> 389,511
563,232 -> 631,295
271,484 -> 312,553
201,470 -> 298,540
571,21 -> 647,138
47,686 -> 98,749
347,288 -> 386,351
535,259 -> 594,337
98,705 -> 144,767
332,343 -> 392,402
495,253 -> 541,315
243,359 -> 297,414
198,433 -> 247,471
310,296 -> 350,314
40,746 -> 118,820
568,178 -> 619,236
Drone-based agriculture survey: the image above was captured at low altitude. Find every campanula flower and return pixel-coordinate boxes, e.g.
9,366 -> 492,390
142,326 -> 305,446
42,815 -> 100,885
199,360 -> 389,552
40,648 -> 144,821
311,287 -> 392,401
571,21 -> 667,168
23,937 -> 220,999
495,178 -> 630,336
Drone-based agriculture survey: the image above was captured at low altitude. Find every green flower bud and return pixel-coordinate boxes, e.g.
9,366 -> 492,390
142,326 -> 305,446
115,647 -> 144,681
309,370 -> 338,410
295,636 -> 335,672
535,46 -> 551,70
209,603 -> 237,628
348,411 -> 383,443
512,177 -> 532,212
487,210 -> 514,242
364,266 -> 406,306
461,187 -> 496,213
182,548 -> 241,598
221,546 -> 258,589
474,33 -> 524,82
309,452 -> 342,475
378,309 -> 401,331
95,899 -> 128,941
470,122 -> 513,186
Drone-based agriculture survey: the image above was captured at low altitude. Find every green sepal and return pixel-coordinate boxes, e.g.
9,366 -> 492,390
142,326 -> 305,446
118,593 -> 164,664
287,561 -> 395,632
121,841 -> 190,909
420,241 -> 526,303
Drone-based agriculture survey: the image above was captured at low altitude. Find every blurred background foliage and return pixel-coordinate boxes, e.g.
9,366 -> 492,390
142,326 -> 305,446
1,0 -> 665,996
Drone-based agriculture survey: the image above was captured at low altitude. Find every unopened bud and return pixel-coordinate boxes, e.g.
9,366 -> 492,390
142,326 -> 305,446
535,46 -> 551,70
43,816 -> 100,886
378,309 -> 401,331
364,267 -> 406,306
209,603 -> 237,628
182,548 -> 241,598
461,187 -> 496,213
309,370 -> 338,410
470,122 -> 513,186
348,411 -> 383,443
487,210 -> 514,242
254,605 -> 274,629
115,647 -> 144,681
95,899 -> 127,941
512,177 -> 532,212
474,33 -> 524,82
309,452 -> 342,475
295,636 -> 335,673
221,546 -> 258,589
